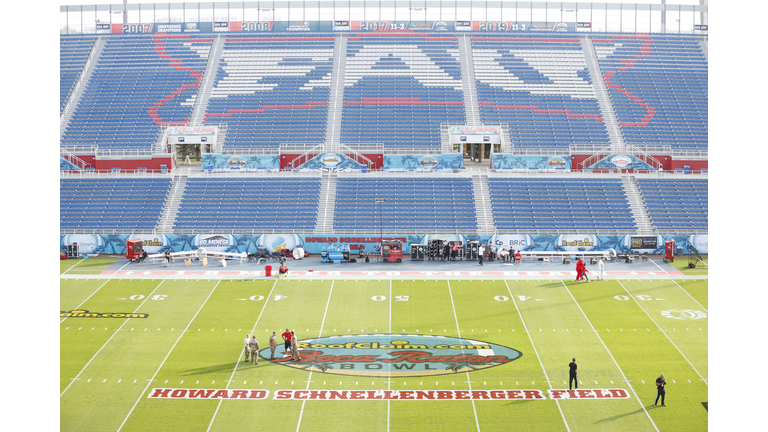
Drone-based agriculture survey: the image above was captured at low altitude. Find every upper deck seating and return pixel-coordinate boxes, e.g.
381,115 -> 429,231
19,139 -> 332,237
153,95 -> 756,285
61,35 -> 96,112
472,34 -> 609,150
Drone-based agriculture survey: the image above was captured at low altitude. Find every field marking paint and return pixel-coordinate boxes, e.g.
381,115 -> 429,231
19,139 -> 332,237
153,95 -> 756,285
617,281 -> 708,385
671,280 -> 708,313
61,279 -> 111,324
560,281 -> 660,432
296,281 -> 335,432
447,281 -> 481,432
60,280 -> 165,397
648,259 -> 670,276
117,280 -> 221,432
504,281 -> 570,432
207,279 -> 279,432
61,258 -> 85,275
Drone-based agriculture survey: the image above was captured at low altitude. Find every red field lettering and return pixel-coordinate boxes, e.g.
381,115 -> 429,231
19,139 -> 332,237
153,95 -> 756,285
594,389 -> 613,398
415,391 -> 435,400
349,391 -> 366,400
609,389 -> 629,398
328,391 -> 347,400
367,391 -> 384,400
150,388 -> 172,398
309,390 -> 328,400
170,389 -> 187,398
576,390 -> 596,399
436,391 -> 453,400
212,390 -> 229,399
506,390 -> 524,399
549,390 -> 568,399
471,390 -> 490,399
188,389 -> 215,398
489,390 -> 506,399
455,390 -> 470,400
524,390 -> 545,399
399,390 -> 415,400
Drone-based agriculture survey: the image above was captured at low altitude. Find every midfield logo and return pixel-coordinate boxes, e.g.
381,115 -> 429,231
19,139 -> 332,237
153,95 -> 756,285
60,309 -> 148,318
261,334 -> 522,377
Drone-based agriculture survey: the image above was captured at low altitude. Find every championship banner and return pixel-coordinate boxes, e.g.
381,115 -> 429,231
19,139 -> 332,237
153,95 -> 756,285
492,154 -> 571,171
471,21 -> 575,32
450,126 -> 501,144
383,154 -> 463,171
201,154 -> 280,171
350,21 -> 454,31
111,22 -> 213,33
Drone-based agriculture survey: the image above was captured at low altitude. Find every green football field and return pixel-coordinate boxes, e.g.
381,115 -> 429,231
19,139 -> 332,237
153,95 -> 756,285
60,276 -> 708,431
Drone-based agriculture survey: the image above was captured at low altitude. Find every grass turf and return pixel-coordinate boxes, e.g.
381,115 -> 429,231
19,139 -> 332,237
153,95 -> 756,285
60,278 -> 708,431
667,255 -> 708,275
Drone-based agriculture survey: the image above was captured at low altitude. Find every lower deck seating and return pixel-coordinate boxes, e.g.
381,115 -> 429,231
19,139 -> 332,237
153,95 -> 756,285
636,178 -> 707,231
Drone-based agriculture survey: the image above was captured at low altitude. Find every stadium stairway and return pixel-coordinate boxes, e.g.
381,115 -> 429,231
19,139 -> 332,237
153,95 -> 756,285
189,35 -> 226,125
157,174 -> 188,233
581,36 -> 626,153
60,36 -> 107,139
698,37 -> 708,62
314,171 -> 338,233
324,34 -> 347,149
621,175 -> 655,234
458,34 -> 481,126
472,174 -> 496,234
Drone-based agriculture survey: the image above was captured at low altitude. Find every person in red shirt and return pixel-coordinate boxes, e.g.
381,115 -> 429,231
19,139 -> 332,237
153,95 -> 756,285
575,258 -> 584,281
282,329 -> 292,357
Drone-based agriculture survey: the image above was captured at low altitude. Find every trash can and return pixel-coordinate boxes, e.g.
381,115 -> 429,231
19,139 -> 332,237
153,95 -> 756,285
453,164 -> 459,173
676,246 -> 684,256
265,265 -> 272,277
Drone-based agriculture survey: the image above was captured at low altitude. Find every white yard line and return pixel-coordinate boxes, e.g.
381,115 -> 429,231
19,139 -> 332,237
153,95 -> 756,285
61,279 -> 111,324
560,281 -> 660,432
504,281 -> 570,432
61,258 -> 85,275
117,280 -> 221,432
671,280 -> 708,313
60,280 -> 165,397
116,260 -> 132,272
387,279 -> 392,432
446,281 -> 481,432
649,258 -> 670,275
617,281 -> 708,385
296,281 -> 335,432
206,279 -> 279,432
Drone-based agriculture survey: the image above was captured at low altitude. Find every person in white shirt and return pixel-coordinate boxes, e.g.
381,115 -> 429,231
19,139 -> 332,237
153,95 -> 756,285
598,258 -> 605,280
243,334 -> 251,362
478,245 -> 485,266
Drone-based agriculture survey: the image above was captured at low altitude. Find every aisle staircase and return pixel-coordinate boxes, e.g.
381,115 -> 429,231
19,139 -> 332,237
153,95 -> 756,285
189,35 -> 226,125
324,34 -> 348,149
458,34 -> 481,126
621,175 -> 655,235
581,36 -> 626,153
314,171 -> 338,233
60,36 -> 107,138
156,175 -> 188,233
472,173 -> 495,234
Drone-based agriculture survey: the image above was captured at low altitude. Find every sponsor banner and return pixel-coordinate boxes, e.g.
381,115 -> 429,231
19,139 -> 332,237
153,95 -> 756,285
450,126 -> 501,144
149,388 -> 269,399
59,234 -> 708,256
202,154 -> 280,171
694,25 -> 708,31
214,22 -> 229,32
96,23 -> 111,33
586,154 -> 656,171
194,234 -> 237,252
628,235 -> 661,253
334,21 -> 350,31
557,235 -> 599,251
492,154 -> 571,171
263,334 -> 522,377
577,22 -> 592,29
455,21 -> 471,31
130,235 -> 169,254
111,23 -> 154,34
383,154 -> 463,171
61,309 -> 149,318
472,21 -> 575,32
296,153 -> 365,172
489,235 -> 528,250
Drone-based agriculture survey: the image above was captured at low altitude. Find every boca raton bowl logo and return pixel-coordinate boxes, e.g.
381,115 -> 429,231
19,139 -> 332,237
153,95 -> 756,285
419,156 -> 438,169
262,335 -> 522,377
554,22 -> 569,32
547,156 -> 567,169
227,156 -> 247,169
611,155 -> 632,168
435,21 -> 448,31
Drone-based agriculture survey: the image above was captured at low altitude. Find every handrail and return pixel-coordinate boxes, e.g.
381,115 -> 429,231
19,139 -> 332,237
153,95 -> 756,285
60,147 -> 91,170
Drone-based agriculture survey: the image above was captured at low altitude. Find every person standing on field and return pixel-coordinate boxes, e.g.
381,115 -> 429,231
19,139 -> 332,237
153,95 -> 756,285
243,334 -> 251,362
569,358 -> 578,390
478,244 -> 485,266
282,328 -> 292,357
269,332 -> 277,359
290,331 -> 302,361
654,374 -> 667,407
249,336 -> 260,365
598,257 -> 605,281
